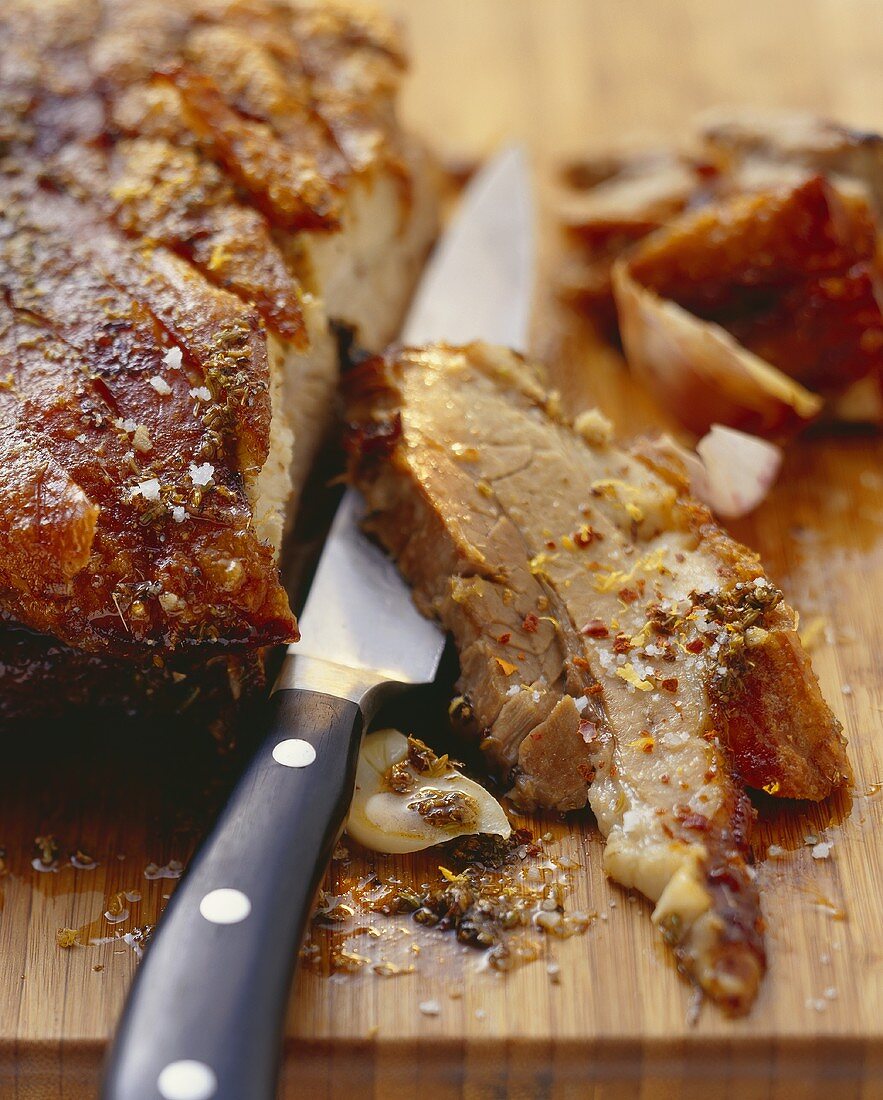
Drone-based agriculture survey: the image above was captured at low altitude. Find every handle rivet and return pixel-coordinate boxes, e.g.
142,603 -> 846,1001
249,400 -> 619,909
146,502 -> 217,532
199,888 -> 252,925
272,738 -> 317,768
157,1059 -> 217,1100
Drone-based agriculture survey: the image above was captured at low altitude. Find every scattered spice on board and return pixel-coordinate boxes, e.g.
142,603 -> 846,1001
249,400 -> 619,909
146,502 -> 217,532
302,830 -> 595,980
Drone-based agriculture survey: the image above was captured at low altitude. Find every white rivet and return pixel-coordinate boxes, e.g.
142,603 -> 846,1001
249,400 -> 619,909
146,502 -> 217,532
199,888 -> 251,925
272,738 -> 317,768
157,1060 -> 217,1100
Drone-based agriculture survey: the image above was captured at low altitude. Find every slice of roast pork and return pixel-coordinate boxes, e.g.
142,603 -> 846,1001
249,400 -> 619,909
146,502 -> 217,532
346,342 -> 851,1013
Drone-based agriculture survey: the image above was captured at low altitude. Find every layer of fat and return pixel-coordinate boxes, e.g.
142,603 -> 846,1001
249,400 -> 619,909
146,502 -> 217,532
289,138 -> 439,352
247,294 -> 338,556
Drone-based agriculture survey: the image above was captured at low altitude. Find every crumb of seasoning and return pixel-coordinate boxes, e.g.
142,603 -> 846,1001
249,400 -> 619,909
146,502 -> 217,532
767,844 -> 787,858
812,841 -> 834,860
131,424 -> 152,453
148,374 -> 172,396
842,684 -> 853,696
93,964 -> 104,973
162,346 -> 183,370
170,505 -> 187,523
189,386 -> 212,401
418,999 -> 441,1016
189,462 -> 214,487
56,928 -> 80,948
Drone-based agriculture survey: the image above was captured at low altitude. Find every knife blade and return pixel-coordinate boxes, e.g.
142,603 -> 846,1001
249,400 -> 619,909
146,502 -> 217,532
102,147 -> 534,1100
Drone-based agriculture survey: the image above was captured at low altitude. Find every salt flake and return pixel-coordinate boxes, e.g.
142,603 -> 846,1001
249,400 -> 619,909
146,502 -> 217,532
148,375 -> 172,396
134,478 -> 161,501
189,462 -> 215,487
162,346 -> 183,370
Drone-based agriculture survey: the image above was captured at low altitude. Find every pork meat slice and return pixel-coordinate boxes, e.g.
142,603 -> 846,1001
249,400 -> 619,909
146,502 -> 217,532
346,342 -> 851,1013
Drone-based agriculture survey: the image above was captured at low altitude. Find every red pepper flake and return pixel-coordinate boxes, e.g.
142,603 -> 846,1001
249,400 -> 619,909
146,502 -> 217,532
522,613 -> 539,633
497,632 -> 511,645
577,762 -> 595,782
581,618 -> 609,638
660,677 -> 679,693
686,638 -> 705,654
587,683 -> 604,695
545,540 -> 556,550
618,586 -> 638,604
572,656 -> 590,671
613,632 -> 632,654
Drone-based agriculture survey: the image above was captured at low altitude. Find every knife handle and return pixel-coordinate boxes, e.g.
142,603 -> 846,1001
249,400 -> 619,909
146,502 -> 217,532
101,688 -> 364,1100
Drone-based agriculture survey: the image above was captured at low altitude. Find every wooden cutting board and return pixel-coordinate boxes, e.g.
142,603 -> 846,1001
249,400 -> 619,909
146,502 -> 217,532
4,1 -> 883,1096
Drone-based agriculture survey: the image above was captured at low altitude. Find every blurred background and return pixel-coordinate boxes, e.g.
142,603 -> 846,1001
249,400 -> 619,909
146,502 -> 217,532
378,0 -> 883,162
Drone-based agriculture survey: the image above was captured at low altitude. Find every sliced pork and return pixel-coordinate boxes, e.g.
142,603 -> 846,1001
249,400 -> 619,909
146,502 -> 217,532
347,342 -> 851,1012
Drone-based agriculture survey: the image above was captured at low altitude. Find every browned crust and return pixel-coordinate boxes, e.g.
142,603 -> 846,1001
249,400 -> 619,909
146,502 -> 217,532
0,0 -> 424,661
0,176 -> 297,657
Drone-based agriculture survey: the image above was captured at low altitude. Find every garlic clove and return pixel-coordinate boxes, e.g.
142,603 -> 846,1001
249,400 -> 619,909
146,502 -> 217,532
346,729 -> 511,854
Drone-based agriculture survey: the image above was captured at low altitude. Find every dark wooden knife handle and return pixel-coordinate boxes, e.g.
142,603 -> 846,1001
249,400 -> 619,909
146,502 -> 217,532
101,689 -> 364,1100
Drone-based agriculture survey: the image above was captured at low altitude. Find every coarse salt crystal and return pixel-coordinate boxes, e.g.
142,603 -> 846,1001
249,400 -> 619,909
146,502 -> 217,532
812,841 -> 833,860
573,695 -> 589,713
189,386 -> 212,401
162,346 -> 183,370
418,1000 -> 440,1016
767,844 -> 787,858
134,478 -> 161,501
842,684 -> 853,696
148,375 -> 172,396
170,505 -> 186,523
189,462 -> 214,487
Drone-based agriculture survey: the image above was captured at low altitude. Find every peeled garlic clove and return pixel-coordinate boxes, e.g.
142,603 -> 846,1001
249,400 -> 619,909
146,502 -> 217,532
644,426 -> 782,518
346,729 -> 511,854
694,424 -> 782,517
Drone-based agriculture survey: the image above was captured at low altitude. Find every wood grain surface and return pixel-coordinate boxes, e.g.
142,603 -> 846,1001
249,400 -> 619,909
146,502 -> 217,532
3,1 -> 883,1097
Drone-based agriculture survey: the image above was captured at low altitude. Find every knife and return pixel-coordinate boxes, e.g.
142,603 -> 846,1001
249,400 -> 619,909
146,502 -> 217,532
102,146 -> 534,1100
